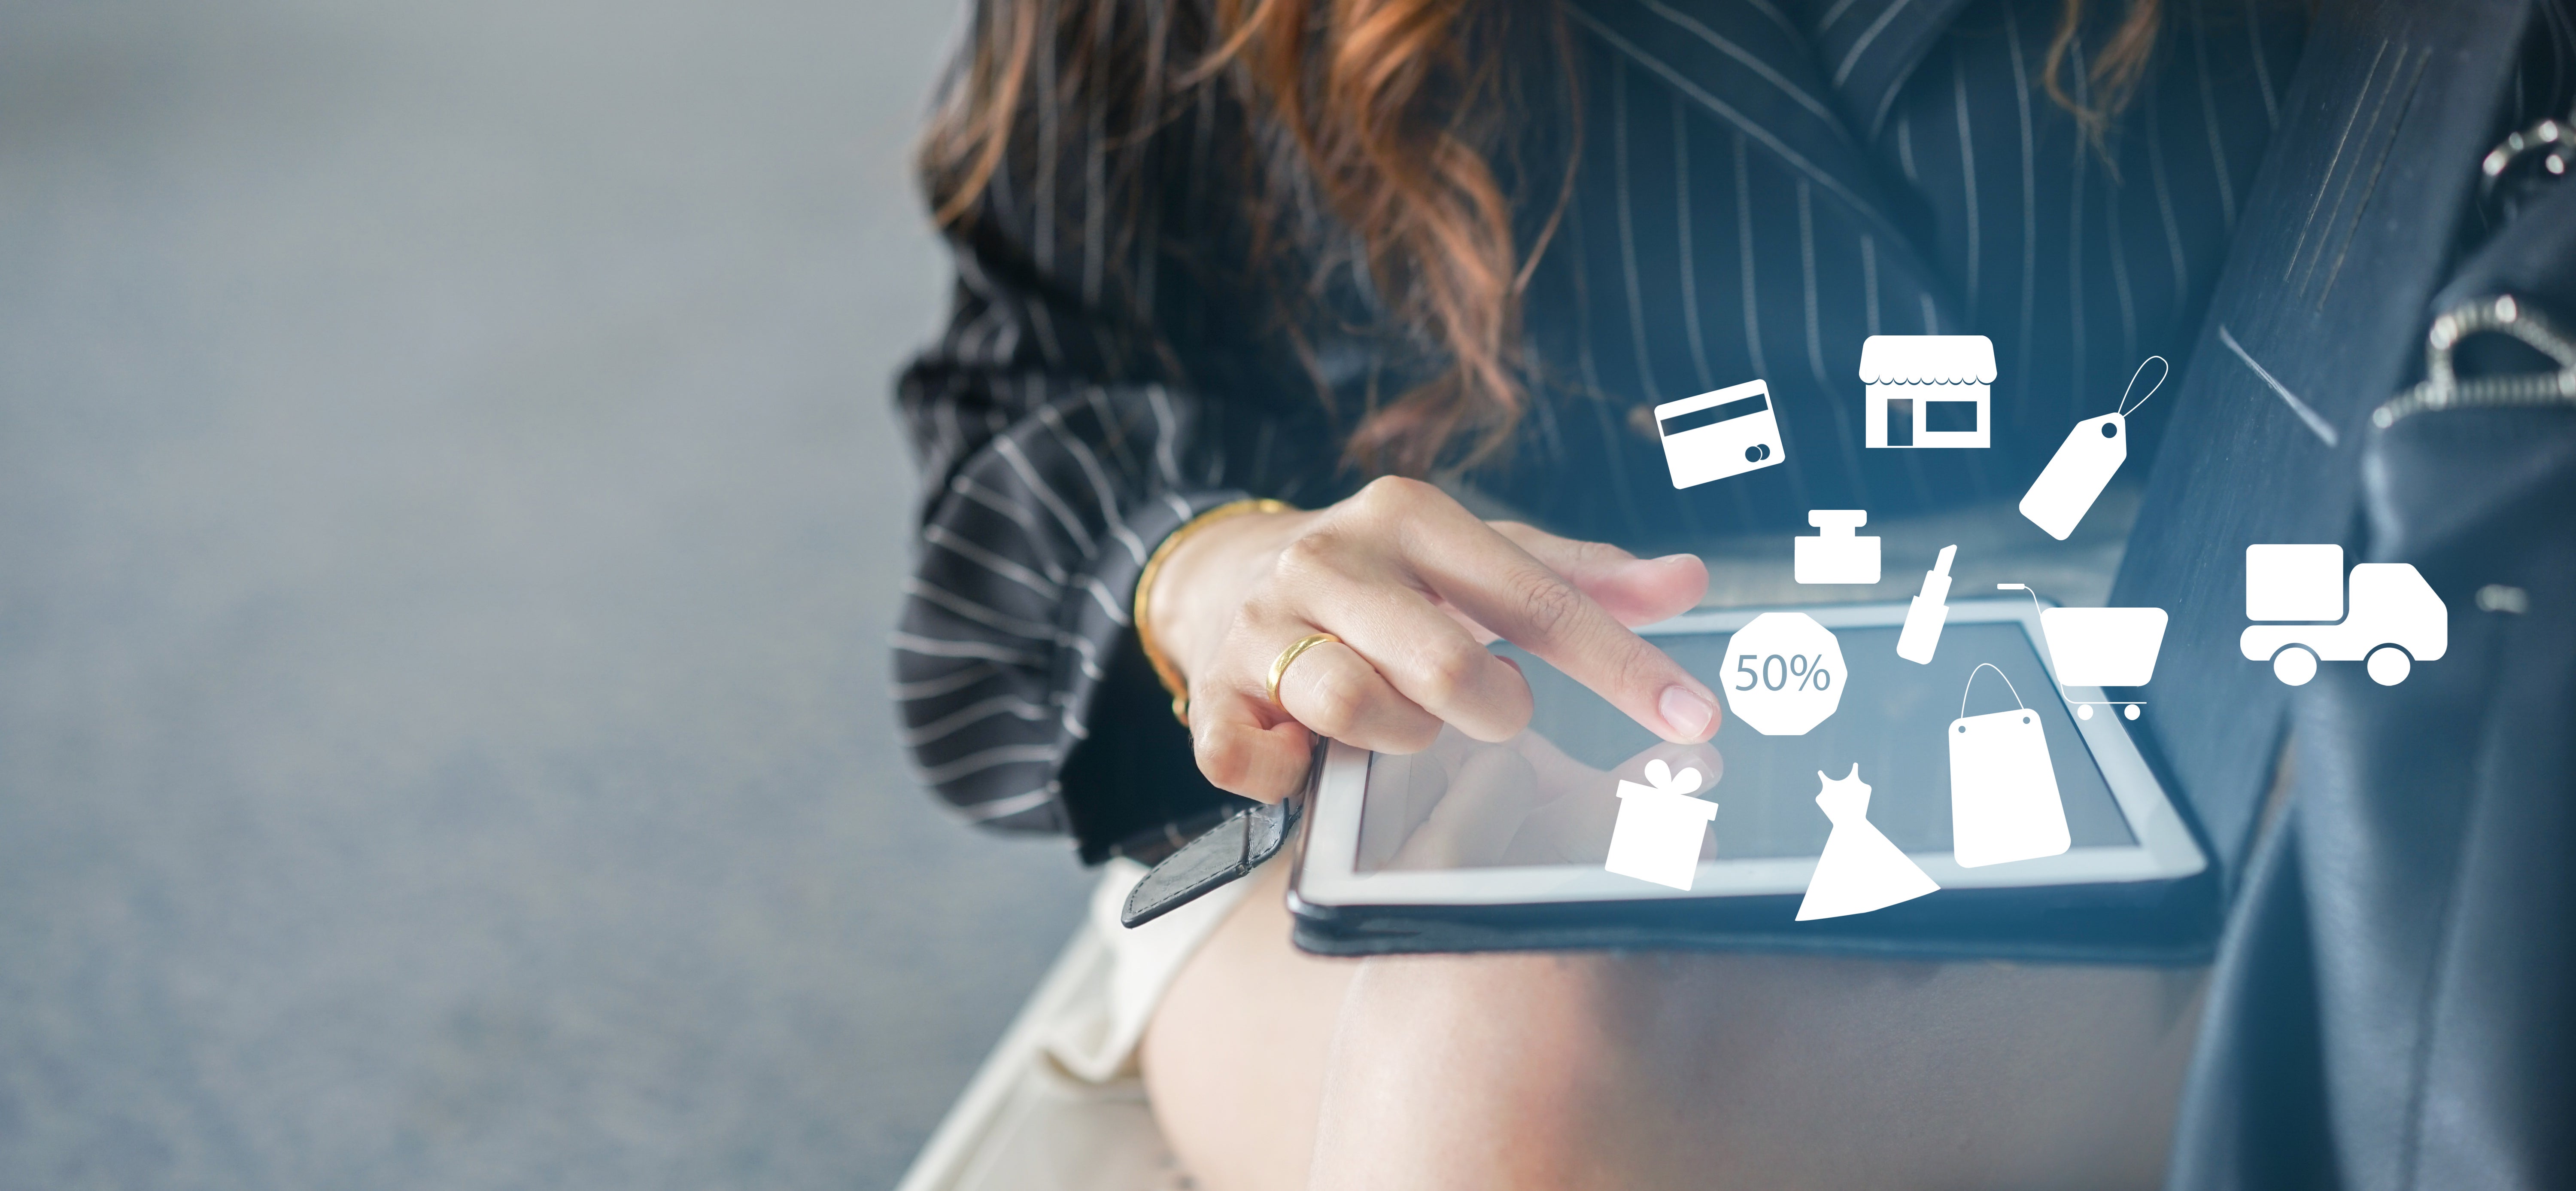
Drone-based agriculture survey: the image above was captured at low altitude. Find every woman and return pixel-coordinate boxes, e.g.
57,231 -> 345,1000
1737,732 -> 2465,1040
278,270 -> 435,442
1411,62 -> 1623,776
896,0 -> 2301,1185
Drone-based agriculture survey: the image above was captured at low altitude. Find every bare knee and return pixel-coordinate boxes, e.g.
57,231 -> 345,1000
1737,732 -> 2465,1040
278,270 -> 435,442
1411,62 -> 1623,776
1140,862 -> 1356,1191
1308,951 -> 1633,1191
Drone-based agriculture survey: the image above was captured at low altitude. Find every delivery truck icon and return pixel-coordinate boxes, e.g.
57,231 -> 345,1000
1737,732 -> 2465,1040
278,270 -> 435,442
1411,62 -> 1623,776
2239,544 -> 2447,686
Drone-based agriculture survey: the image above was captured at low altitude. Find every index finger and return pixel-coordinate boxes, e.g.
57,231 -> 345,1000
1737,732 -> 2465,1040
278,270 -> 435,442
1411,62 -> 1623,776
1386,496 -> 1720,743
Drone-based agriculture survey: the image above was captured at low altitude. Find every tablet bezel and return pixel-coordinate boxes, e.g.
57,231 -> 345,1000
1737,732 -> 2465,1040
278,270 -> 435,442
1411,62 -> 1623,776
1291,597 -> 2206,910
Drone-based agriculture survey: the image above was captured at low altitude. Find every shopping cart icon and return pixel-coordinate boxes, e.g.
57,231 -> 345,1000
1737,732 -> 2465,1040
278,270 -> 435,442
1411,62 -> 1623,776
1999,584 -> 2169,720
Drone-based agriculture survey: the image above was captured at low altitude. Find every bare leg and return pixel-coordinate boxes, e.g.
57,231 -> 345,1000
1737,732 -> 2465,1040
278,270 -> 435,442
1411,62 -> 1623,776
1147,868 -> 2204,1191
1139,861 -> 1357,1191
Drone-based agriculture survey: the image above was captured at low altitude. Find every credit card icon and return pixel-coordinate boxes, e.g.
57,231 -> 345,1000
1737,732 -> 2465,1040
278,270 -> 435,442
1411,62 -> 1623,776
1655,379 -> 1787,489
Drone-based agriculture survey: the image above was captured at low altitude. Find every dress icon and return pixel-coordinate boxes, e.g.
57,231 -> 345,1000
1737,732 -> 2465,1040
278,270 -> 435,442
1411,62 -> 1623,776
1795,765 -> 1939,921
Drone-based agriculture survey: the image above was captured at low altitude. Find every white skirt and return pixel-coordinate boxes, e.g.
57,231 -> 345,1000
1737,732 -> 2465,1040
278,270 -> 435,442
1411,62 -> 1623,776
1039,856 -> 1261,1083
894,858 -> 1261,1191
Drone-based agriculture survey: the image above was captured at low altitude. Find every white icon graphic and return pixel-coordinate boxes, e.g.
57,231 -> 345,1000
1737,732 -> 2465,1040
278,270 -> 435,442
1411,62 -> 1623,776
1794,509 -> 1881,584
1896,545 -> 1958,664
2240,544 -> 2448,686
1604,758 -> 1717,891
1999,583 -> 2168,720
1795,765 -> 1940,921
2018,356 -> 2168,540
1655,379 -> 1787,488
1948,664 -> 2072,868
1721,612 -> 1848,735
1861,335 -> 1996,449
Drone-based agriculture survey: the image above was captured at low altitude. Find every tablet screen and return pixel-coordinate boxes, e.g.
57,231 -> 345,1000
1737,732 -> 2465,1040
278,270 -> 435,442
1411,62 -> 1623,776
1353,621 -> 2132,874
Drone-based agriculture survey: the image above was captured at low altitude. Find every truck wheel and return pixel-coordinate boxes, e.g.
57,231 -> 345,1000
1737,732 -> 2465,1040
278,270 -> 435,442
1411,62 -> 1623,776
2366,646 -> 2412,686
2272,645 -> 2319,686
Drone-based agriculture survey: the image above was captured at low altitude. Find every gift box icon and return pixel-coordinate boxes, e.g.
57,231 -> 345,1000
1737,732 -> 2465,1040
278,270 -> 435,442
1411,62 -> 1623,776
1604,759 -> 1716,891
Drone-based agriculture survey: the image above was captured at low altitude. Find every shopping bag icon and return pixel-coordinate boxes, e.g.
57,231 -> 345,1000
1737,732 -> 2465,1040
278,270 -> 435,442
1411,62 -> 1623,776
1946,664 -> 2071,868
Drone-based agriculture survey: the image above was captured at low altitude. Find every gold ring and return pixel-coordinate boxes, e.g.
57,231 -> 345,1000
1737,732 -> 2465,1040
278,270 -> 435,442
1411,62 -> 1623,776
1265,633 -> 1343,707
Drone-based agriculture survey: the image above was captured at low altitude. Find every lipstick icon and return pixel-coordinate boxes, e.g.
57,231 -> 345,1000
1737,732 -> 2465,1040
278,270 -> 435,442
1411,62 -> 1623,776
1896,545 -> 1956,664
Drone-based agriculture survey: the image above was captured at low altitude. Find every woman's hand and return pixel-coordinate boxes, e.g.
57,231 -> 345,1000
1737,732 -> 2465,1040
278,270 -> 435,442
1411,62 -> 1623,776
1145,477 -> 1722,801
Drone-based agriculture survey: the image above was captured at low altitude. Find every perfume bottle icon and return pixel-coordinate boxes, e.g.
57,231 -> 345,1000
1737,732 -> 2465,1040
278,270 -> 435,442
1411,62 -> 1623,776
1794,510 -> 1880,585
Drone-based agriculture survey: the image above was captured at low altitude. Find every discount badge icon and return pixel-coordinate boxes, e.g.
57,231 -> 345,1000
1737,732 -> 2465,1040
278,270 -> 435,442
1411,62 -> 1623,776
1721,612 -> 1847,735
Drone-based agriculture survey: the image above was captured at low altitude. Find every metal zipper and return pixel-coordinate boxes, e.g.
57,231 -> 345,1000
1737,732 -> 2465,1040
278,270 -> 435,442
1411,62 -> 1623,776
2373,294 -> 2576,428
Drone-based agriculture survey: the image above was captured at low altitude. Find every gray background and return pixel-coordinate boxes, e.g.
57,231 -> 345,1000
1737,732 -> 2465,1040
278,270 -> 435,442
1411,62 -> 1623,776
0,1 -> 1097,1187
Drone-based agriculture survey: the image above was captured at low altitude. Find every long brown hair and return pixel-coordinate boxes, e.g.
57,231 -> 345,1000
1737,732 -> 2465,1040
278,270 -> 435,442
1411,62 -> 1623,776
923,0 -> 2163,478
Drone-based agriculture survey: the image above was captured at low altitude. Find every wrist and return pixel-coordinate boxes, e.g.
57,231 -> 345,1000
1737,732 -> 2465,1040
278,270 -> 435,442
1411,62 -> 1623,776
1132,499 -> 1300,720
1148,508 -> 1303,669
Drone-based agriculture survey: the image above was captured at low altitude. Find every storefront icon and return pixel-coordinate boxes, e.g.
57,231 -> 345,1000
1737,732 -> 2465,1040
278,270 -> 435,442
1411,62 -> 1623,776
1860,335 -> 1995,449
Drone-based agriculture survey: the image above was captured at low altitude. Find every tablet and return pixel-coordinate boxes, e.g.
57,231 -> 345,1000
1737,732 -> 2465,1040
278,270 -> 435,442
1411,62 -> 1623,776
1286,599 -> 2215,963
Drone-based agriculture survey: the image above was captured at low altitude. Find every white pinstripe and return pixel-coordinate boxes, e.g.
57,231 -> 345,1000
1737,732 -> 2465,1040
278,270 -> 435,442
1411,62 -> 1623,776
905,576 -> 1061,643
1026,14 -> 1068,370
2006,5 -> 2038,390
1733,133 -> 1770,378
901,694 -> 1056,749
891,631 -> 1045,669
957,785 -> 1059,822
1861,234 -> 1880,337
892,661 -> 1002,703
1081,574 -> 1129,627
1799,177 -> 1870,505
920,743 -> 1061,787
1798,179 -> 1831,394
1574,9 -> 1888,219
2192,18 -> 2239,229
991,436 -> 1098,556
2245,0 -> 2281,127
1035,402 -> 1130,551
1145,384 -> 1183,486
1953,48 -> 1981,310
1635,0 -> 1845,126
1560,181 -> 1646,536
1674,94 -> 1716,390
1080,3 -> 1111,312
1613,61 -> 1668,400
948,476 -> 1071,584
2067,79 -> 2090,418
1081,387 -> 1142,477
926,524 -> 1062,598
1834,0 -> 1918,88
2145,80 -> 2193,301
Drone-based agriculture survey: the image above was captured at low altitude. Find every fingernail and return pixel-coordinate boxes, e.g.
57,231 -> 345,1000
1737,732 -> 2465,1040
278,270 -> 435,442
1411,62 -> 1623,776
1659,685 -> 1716,740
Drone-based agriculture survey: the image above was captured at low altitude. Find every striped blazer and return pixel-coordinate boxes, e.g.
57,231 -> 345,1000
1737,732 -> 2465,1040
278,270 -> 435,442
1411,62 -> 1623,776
894,0 -> 2576,861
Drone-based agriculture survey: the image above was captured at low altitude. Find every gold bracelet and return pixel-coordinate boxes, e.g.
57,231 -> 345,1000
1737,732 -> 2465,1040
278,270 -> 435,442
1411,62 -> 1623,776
1133,498 -> 1296,724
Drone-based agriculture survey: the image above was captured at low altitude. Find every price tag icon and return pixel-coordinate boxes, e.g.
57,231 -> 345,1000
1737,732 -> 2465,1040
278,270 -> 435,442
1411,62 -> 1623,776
1719,612 -> 1847,736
